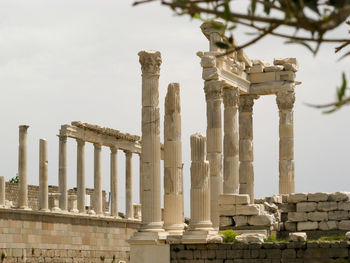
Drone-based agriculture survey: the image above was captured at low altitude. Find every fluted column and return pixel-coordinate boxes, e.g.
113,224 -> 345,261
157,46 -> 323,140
0,176 -> 5,207
239,95 -> 258,203
110,147 -> 118,217
94,143 -> 103,215
204,80 -> 223,229
223,87 -> 239,194
39,139 -> 49,211
125,150 -> 133,219
58,135 -> 67,211
277,90 -> 296,194
138,50 -> 163,232
18,125 -> 29,209
77,139 -> 85,213
163,83 -> 184,234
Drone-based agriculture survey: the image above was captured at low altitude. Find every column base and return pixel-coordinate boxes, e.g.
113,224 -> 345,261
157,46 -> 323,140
40,208 -> 50,212
181,229 -> 219,244
164,223 -> 186,236
128,230 -> 168,245
18,206 -> 31,211
130,243 -> 170,263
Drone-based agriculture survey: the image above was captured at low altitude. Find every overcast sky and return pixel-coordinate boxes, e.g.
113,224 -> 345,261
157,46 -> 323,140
0,0 -> 349,216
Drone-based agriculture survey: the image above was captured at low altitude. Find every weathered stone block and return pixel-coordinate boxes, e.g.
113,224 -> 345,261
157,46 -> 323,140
289,232 -> 307,242
249,72 -> 276,83
288,212 -> 307,222
328,210 -> 349,220
285,221 -> 297,231
233,215 -> 248,227
328,192 -> 350,202
297,221 -> 318,231
201,56 -> 216,68
253,59 -> 270,67
338,202 -> 350,211
274,58 -> 298,66
219,216 -> 233,227
202,67 -> 219,81
339,220 -> 350,230
248,215 -> 274,226
307,212 -> 328,222
218,194 -> 250,205
276,71 -> 296,81
278,203 -> 296,213
288,193 -> 307,203
283,63 -> 298,72
307,192 -> 328,202
317,201 -> 338,211
236,204 -> 262,216
246,64 -> 263,73
296,202 -> 316,212
265,195 -> 282,204
319,221 -> 338,230
235,233 -> 265,244
264,65 -> 283,72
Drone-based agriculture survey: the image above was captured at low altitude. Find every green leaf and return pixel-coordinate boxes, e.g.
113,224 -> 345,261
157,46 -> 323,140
215,41 -> 230,49
228,36 -> 233,44
337,72 -> 347,101
228,24 -> 237,30
263,0 -> 271,15
251,0 -> 257,15
223,1 -> 231,20
305,1 -> 321,16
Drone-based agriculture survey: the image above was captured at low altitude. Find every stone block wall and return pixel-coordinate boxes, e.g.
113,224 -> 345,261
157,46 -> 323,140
170,241 -> 350,263
5,182 -> 108,212
0,208 -> 139,263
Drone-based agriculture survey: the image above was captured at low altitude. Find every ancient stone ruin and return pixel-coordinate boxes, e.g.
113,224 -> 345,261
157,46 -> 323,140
1,22 -> 350,263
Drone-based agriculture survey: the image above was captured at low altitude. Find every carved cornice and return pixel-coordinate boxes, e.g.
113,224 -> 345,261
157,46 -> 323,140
239,95 -> 259,112
138,50 -> 162,76
276,90 -> 295,111
223,87 -> 239,108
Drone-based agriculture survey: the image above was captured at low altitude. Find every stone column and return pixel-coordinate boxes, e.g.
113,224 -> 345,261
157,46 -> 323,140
204,80 -> 223,229
163,83 -> 184,234
18,125 -> 29,209
76,139 -> 85,213
0,176 -> 5,207
39,139 -> 49,211
223,86 -> 239,194
239,95 -> 258,203
125,150 -> 133,219
182,133 -> 216,243
138,50 -> 163,232
94,143 -> 103,215
276,90 -> 296,194
110,147 -> 118,217
58,135 -> 67,211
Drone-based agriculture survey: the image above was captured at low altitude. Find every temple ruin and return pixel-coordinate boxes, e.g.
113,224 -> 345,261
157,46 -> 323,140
1,22 -> 350,263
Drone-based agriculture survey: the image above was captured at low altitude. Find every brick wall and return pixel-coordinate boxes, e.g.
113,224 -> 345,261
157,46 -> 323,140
0,209 -> 140,263
170,241 -> 350,263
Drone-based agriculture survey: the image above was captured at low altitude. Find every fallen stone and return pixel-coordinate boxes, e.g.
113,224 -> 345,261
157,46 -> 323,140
288,212 -> 307,222
319,221 -> 338,230
265,195 -> 282,204
289,232 -> 307,242
264,65 -> 284,72
328,192 -> 350,202
339,220 -> 350,230
307,212 -> 328,222
346,231 -> 350,240
246,64 -> 263,73
278,203 -> 296,213
274,58 -> 298,66
248,215 -> 274,226
264,202 -> 278,213
288,193 -> 308,203
308,192 -> 329,202
296,202 -> 317,212
253,59 -> 270,67
283,63 -> 298,72
235,233 -> 265,244
297,221 -> 318,231
233,215 -> 248,227
317,201 -> 338,211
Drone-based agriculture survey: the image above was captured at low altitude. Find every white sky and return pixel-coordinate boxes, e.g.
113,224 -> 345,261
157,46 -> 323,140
0,0 -> 349,216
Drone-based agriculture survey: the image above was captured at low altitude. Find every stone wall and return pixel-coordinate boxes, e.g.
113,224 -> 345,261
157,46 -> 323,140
0,208 -> 140,263
5,182 -> 108,212
170,241 -> 350,263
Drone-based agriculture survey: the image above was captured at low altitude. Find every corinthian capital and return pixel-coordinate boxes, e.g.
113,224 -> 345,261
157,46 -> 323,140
138,50 -> 162,75
276,90 -> 295,111
239,95 -> 259,112
204,80 -> 222,101
223,87 -> 239,108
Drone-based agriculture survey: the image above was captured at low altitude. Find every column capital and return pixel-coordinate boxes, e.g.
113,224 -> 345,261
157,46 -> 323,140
124,150 -> 132,158
276,90 -> 295,111
76,138 -> 85,146
204,81 -> 222,101
239,95 -> 259,113
58,135 -> 67,142
93,143 -> 102,149
223,87 -> 239,108
110,146 -> 118,153
138,50 -> 162,76
19,125 -> 29,131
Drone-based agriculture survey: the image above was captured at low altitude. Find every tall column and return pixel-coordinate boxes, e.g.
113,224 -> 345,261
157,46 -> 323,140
110,147 -> 118,217
276,90 -> 296,194
138,50 -> 163,232
39,139 -> 49,211
94,143 -> 103,215
0,176 -> 5,207
125,150 -> 133,219
223,86 -> 239,194
18,125 -> 29,209
58,135 -> 67,211
204,80 -> 223,229
163,83 -> 184,234
239,95 -> 258,203
76,139 -> 85,213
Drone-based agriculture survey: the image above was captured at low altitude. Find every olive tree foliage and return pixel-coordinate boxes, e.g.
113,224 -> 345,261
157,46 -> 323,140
134,0 -> 350,113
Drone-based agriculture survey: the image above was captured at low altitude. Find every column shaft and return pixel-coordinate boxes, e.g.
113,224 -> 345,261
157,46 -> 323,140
239,95 -> 257,203
18,125 -> 29,209
39,139 -> 49,211
94,143 -> 103,215
125,151 -> 133,219
164,83 -> 184,233
77,139 -> 85,213
277,90 -> 295,194
223,87 -> 239,194
110,147 -> 118,217
0,176 -> 5,206
138,50 -> 163,231
58,135 -> 67,210
204,80 -> 223,229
